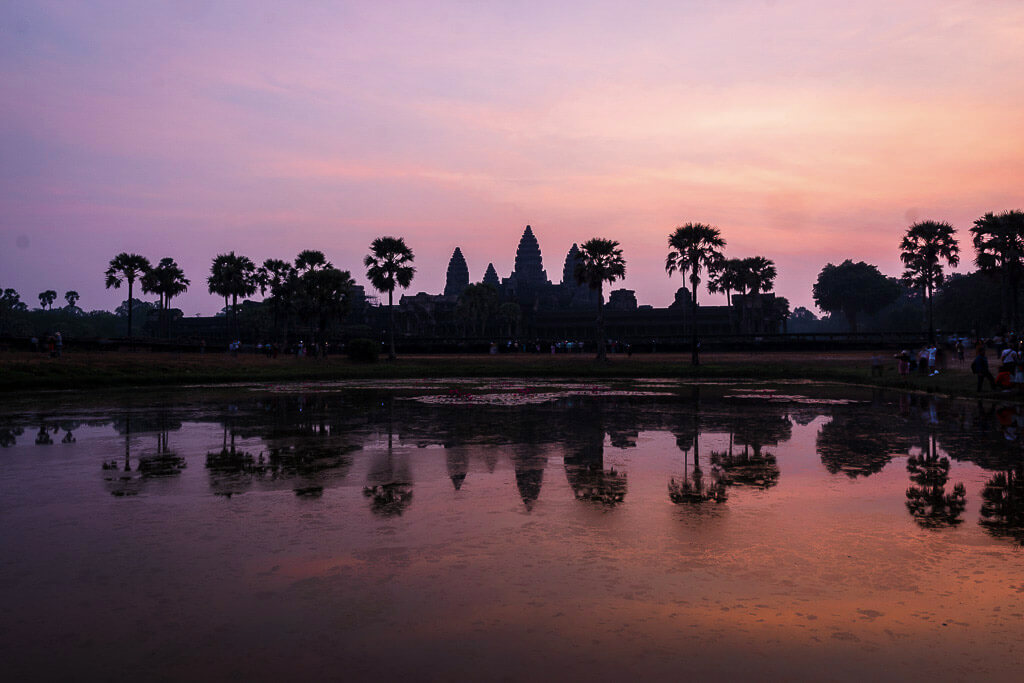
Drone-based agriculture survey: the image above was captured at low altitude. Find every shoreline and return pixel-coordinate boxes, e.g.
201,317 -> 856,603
0,350 -> 1009,402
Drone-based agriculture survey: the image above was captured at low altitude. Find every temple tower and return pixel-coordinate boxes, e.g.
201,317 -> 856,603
561,243 -> 581,286
443,247 -> 469,297
511,225 -> 548,288
483,263 -> 500,288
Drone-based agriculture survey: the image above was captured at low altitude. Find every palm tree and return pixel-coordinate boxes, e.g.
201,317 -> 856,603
63,290 -> 79,309
105,252 -> 152,345
456,283 -> 498,337
574,238 -> 626,361
207,252 -> 257,340
301,266 -> 355,347
295,249 -> 329,273
291,250 -> 333,342
666,223 -> 726,366
708,258 -> 746,308
971,210 -> 1024,332
364,237 -> 415,360
142,258 -> 190,337
258,258 -> 297,343
900,220 -> 959,342
498,302 -> 522,338
743,256 -> 777,295
38,290 -> 57,310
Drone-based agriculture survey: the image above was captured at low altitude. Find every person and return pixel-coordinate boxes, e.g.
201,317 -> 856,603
918,348 -> 929,376
896,350 -> 910,377
870,352 -> 883,377
956,340 -> 965,365
972,347 -> 998,392
1001,344 -> 1015,369
54,331 -> 62,359
927,345 -> 938,376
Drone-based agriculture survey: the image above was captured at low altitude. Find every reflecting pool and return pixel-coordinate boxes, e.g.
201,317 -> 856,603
2,379 -> 1024,681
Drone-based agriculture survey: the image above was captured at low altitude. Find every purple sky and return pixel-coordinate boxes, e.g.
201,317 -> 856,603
2,0 -> 1023,315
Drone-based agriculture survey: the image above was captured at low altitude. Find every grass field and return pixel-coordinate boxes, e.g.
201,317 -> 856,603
0,348 -> 1003,401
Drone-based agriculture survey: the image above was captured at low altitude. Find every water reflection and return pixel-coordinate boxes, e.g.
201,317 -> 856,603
9,382 -> 1024,545
669,410 -> 727,505
905,435 -> 967,529
11,382 -> 1024,682
563,418 -> 626,507
817,410 -> 899,478
713,413 -> 788,490
980,464 -> 1024,544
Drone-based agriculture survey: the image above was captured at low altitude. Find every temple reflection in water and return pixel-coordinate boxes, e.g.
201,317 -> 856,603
7,381 -> 1024,681
4,382 -> 1024,545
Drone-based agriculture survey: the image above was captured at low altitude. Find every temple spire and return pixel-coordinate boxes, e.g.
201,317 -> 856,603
443,247 -> 469,297
511,225 -> 548,287
483,263 -> 500,288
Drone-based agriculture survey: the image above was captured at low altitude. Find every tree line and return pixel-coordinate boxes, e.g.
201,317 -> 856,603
810,210 -> 1024,342
3,209 -> 1022,359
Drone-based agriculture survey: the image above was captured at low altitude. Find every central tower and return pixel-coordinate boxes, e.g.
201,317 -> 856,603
511,225 -> 548,288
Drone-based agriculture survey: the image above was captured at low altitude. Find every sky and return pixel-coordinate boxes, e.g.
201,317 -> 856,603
2,0 -> 1023,316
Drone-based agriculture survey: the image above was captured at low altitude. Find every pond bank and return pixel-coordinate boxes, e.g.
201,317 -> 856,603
0,350 -> 1009,402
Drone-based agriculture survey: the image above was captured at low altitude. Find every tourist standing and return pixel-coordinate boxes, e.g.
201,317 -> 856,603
896,350 -> 910,377
972,348 -> 997,392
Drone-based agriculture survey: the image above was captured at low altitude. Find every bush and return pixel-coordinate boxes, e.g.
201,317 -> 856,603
347,338 -> 379,363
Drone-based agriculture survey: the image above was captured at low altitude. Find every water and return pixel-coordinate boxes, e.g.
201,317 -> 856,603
2,379 -> 1023,681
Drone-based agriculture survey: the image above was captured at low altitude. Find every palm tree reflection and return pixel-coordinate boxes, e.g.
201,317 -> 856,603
817,411 -> 900,478
0,426 -> 22,447
669,410 -> 726,506
363,405 -> 413,516
904,434 -> 966,529
712,414 -> 788,490
979,463 -> 1024,545
564,429 -> 626,508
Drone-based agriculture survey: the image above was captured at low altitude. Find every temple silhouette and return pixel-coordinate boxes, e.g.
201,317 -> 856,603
393,225 -> 782,345
161,225 -> 782,346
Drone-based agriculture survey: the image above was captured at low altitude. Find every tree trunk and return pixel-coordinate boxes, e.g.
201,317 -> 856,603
690,273 -> 700,366
388,289 -> 396,360
127,279 -> 134,350
927,281 -> 934,343
595,284 -> 606,361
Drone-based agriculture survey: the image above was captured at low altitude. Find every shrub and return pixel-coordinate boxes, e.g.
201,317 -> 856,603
347,338 -> 379,363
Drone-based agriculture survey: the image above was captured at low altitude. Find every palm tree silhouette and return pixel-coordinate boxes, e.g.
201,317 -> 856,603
258,258 -> 297,343
105,252 -> 152,346
708,258 -> 745,309
63,290 -> 79,309
142,257 -> 190,337
899,220 -> 960,343
971,210 -> 1024,332
979,463 -> 1024,545
742,256 -> 777,295
497,301 -> 521,338
364,237 -> 415,360
291,250 -> 353,346
207,252 -> 257,340
456,283 -> 498,337
666,223 -> 725,366
38,290 -> 57,310
574,237 -> 626,361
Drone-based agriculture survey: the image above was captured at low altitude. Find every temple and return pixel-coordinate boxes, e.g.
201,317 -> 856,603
394,225 -> 784,347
